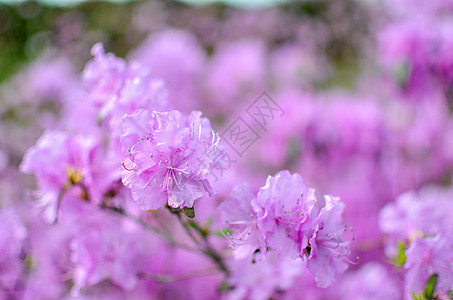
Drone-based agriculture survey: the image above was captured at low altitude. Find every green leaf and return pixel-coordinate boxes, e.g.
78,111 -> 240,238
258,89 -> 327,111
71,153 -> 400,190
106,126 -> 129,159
394,60 -> 411,88
393,241 -> 407,267
218,280 -> 234,292
424,273 -> 438,300
187,220 -> 198,229
181,207 -> 195,218
411,293 -> 423,300
215,228 -> 232,237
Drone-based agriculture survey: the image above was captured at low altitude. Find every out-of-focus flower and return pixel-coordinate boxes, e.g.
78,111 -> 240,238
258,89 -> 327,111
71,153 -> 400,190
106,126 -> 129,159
379,186 -> 453,258
175,0 -> 289,9
129,30 -> 204,112
82,43 -> 168,122
203,39 -> 266,115
219,183 -> 265,259
225,252 -> 303,300
20,130 -> 118,222
405,235 -> 453,298
336,262 -> 402,300
69,216 -> 143,294
0,208 -> 27,291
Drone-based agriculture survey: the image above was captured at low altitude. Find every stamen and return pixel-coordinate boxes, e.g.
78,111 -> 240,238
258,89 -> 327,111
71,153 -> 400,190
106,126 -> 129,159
343,256 -> 360,265
122,162 -> 134,171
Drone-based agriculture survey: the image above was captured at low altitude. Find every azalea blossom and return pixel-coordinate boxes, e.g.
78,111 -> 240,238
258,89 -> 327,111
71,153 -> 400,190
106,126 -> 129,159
121,109 -> 219,210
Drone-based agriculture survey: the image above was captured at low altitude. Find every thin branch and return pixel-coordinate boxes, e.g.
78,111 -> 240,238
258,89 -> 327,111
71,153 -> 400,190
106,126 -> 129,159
138,267 -> 220,284
100,204 -> 197,253
175,213 -> 230,276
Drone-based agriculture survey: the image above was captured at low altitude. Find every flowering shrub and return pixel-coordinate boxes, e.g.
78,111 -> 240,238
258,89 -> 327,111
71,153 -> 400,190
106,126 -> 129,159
1,0 -> 453,299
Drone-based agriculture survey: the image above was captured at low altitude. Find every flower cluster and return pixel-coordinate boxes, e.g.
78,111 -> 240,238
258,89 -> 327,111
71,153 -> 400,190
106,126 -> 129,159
220,171 -> 356,288
380,187 -> 453,298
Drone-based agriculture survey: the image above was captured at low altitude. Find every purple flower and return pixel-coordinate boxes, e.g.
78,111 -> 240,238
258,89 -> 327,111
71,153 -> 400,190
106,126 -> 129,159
20,130 -> 118,222
82,43 -> 168,121
225,252 -> 303,300
306,195 -> 355,288
222,170 -> 354,287
129,30 -> 205,112
0,208 -> 27,291
336,262 -> 402,300
82,43 -> 127,108
219,183 -> 265,259
69,217 -> 141,294
121,109 -> 219,210
253,170 -> 316,259
204,39 -> 266,115
405,235 -> 453,298
379,186 -> 453,258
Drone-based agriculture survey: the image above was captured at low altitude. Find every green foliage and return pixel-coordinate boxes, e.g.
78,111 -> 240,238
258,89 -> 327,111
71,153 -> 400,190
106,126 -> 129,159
181,206 -> 195,218
218,280 -> 234,292
412,293 -> 423,300
215,228 -> 232,238
394,61 -> 411,88
393,241 -> 407,267
424,274 -> 438,300
410,274 -> 439,300
0,1 -> 138,83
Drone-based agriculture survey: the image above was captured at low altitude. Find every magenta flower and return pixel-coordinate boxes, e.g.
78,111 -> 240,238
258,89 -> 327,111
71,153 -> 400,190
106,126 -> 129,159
121,109 -> 219,211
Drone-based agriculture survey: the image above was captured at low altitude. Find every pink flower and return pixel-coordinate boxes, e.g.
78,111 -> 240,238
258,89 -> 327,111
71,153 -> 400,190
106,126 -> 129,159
121,109 -> 219,211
